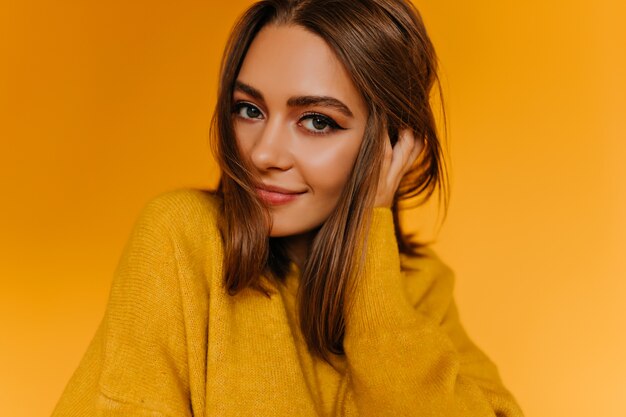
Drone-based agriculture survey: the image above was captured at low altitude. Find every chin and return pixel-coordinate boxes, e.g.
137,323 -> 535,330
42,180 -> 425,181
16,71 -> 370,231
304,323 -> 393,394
268,218 -> 324,238
268,227 -> 309,238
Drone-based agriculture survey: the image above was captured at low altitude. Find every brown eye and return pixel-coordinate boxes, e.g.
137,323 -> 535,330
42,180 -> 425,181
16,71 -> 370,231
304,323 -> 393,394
245,106 -> 261,118
233,102 -> 263,119
311,117 -> 328,130
300,113 -> 343,135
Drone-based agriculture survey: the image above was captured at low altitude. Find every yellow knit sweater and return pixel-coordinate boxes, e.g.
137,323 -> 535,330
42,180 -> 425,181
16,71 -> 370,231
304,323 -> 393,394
51,188 -> 524,417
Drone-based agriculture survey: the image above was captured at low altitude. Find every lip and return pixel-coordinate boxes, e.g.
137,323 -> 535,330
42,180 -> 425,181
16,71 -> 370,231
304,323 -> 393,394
256,184 -> 306,206
258,183 -> 306,194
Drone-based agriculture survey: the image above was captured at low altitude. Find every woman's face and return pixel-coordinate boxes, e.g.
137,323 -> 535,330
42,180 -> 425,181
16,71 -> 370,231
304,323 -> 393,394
233,24 -> 368,237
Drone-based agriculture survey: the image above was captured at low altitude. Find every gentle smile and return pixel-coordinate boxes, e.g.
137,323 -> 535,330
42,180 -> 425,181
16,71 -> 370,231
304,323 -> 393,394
256,187 -> 306,205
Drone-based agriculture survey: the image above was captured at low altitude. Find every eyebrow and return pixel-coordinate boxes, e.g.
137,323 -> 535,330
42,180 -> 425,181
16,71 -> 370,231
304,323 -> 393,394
234,80 -> 354,118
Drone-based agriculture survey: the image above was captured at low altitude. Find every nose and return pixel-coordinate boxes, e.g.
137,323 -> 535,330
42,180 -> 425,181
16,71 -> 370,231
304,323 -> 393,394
249,117 -> 293,172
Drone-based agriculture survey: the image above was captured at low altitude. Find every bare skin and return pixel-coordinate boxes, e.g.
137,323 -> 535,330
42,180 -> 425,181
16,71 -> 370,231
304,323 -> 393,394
233,24 -> 423,268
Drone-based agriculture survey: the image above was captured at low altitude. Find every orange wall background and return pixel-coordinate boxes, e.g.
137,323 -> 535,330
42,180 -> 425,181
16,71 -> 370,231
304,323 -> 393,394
1,1 -> 624,416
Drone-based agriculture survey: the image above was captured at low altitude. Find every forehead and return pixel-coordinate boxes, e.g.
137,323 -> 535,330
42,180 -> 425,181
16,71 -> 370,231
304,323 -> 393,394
236,24 -> 364,112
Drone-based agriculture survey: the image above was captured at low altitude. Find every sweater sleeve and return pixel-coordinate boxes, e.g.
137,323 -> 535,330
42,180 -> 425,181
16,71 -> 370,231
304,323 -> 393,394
51,197 -> 192,417
341,207 -> 524,417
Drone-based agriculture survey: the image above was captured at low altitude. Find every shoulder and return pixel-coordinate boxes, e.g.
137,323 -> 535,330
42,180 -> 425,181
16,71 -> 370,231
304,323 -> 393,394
136,187 -> 222,239
123,188 -> 224,277
140,187 -> 221,226
400,246 -> 456,322
116,188 -> 224,299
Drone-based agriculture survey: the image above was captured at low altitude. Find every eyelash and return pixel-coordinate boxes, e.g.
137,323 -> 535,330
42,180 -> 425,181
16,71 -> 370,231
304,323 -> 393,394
232,101 -> 345,136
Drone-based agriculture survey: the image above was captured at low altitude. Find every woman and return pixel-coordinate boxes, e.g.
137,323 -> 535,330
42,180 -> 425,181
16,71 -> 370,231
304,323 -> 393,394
52,0 -> 524,416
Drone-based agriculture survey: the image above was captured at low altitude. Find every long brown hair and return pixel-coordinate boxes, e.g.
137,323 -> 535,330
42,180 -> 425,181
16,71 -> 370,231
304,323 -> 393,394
209,0 -> 449,363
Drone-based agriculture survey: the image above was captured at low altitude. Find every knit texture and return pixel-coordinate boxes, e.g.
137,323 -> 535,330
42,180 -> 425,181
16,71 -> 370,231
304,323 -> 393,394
51,188 -> 524,417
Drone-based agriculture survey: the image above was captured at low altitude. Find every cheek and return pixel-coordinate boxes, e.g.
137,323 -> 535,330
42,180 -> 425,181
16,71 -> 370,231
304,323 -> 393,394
233,121 -> 260,156
299,138 -> 362,195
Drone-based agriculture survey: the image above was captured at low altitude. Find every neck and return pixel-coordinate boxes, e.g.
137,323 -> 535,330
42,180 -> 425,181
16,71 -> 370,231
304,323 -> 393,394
282,229 -> 317,270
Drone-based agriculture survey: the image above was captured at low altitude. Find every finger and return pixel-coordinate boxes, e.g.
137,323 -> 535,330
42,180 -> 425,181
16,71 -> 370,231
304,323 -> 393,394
388,128 -> 413,180
401,133 -> 424,176
399,129 -> 418,168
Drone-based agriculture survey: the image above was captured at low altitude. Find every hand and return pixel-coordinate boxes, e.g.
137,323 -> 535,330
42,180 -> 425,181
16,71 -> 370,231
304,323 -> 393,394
373,125 -> 424,208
